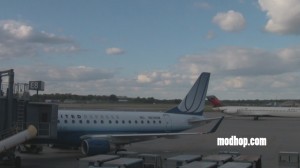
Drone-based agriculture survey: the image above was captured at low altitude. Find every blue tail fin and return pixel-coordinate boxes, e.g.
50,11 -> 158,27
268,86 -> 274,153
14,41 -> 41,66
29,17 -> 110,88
166,72 -> 210,115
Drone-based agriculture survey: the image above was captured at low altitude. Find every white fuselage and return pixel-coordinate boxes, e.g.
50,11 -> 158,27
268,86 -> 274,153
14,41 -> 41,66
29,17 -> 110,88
217,106 -> 300,117
55,110 -> 204,146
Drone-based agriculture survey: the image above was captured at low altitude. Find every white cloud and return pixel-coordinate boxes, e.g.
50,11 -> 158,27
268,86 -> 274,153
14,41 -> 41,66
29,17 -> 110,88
258,0 -> 300,35
278,47 -> 300,63
136,71 -> 176,86
180,46 -> 300,99
14,65 -> 114,82
212,10 -> 246,32
6,44 -> 300,100
178,46 -> 300,77
131,46 -> 300,99
0,20 -> 78,60
2,20 -> 33,39
106,47 -> 125,55
137,74 -> 152,83
223,77 -> 245,89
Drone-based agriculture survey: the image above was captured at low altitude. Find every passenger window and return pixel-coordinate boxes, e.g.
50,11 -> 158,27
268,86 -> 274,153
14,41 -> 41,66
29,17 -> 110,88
109,120 -> 112,124
122,120 -> 125,124
128,120 -> 132,124
115,120 -> 119,124
57,120 -> 60,123
153,120 -> 156,124
72,120 -> 75,124
141,120 -> 144,124
101,120 -> 104,124
135,120 -> 138,124
147,120 -> 150,124
159,120 -> 162,124
86,120 -> 90,124
94,120 -> 97,124
64,120 -> 67,123
79,120 -> 82,124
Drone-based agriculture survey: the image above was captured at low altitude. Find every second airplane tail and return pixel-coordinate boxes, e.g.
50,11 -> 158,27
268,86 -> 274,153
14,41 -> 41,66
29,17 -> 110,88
166,72 -> 210,116
207,95 -> 223,107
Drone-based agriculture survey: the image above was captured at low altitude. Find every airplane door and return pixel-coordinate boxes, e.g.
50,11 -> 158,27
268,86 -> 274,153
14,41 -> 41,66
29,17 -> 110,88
163,114 -> 172,132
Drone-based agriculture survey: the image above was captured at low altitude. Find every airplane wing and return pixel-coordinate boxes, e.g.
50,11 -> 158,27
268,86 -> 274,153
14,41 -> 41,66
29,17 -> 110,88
188,116 -> 223,127
187,116 -> 224,134
80,117 -> 224,145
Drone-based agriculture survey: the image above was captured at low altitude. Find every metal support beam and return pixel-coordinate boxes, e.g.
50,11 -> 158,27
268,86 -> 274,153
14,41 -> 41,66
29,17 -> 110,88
0,69 -> 14,129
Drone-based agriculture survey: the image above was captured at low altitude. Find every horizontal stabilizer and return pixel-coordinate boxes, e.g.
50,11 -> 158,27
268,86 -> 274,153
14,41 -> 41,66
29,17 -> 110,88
205,116 -> 224,134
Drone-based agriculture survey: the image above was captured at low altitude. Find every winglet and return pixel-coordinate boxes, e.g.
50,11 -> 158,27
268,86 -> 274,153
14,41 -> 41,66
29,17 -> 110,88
204,116 -> 224,134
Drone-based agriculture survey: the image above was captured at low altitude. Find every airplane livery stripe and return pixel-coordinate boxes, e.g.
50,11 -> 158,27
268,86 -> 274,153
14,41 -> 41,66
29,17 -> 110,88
166,72 -> 210,115
184,74 -> 205,113
181,73 -> 209,113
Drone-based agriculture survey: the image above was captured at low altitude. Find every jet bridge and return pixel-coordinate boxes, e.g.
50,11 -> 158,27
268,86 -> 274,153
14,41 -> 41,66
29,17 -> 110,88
25,102 -> 58,139
0,69 -> 58,167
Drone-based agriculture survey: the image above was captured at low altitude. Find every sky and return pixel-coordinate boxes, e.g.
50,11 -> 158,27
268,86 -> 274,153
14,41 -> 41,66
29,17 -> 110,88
1,0 -> 300,100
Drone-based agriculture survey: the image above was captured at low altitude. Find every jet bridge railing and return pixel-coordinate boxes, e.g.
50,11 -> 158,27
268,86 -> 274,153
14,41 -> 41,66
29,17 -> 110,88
37,122 -> 51,137
0,127 -> 17,141
0,82 -> 29,99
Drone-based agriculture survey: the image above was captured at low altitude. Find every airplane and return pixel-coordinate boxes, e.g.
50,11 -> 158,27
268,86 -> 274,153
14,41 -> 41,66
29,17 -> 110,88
207,95 -> 300,120
33,72 -> 224,156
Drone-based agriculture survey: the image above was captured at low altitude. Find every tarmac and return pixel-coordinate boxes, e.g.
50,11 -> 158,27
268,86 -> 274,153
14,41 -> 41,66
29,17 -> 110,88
19,112 -> 300,168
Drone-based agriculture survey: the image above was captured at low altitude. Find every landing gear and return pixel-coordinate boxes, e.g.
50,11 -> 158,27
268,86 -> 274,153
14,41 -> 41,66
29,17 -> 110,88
17,144 -> 43,154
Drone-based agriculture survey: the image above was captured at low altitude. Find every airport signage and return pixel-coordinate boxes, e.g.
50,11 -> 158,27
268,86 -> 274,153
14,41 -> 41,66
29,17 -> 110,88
29,81 -> 45,91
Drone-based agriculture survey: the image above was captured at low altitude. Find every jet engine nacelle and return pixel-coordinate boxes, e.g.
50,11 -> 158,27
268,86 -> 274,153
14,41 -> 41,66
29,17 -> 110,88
81,139 -> 110,156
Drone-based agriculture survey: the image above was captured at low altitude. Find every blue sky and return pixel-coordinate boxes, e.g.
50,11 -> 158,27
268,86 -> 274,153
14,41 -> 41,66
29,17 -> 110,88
1,0 -> 300,100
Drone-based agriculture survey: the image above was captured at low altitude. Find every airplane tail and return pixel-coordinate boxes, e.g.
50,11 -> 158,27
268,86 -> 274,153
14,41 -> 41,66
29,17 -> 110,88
207,95 -> 223,107
166,72 -> 210,116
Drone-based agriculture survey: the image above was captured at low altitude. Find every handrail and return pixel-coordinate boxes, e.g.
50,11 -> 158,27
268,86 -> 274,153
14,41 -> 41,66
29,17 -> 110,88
0,126 -> 17,140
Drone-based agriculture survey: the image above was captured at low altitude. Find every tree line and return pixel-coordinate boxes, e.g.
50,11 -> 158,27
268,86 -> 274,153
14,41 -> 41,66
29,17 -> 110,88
30,93 -> 297,106
30,93 -> 181,104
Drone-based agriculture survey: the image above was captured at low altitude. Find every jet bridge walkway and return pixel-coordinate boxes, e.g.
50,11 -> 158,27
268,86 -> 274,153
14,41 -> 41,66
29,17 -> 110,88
0,125 -> 37,168
0,125 -> 37,154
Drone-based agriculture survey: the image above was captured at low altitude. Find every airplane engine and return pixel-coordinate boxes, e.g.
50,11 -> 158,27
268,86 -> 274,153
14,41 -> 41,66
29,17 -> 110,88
81,139 -> 110,156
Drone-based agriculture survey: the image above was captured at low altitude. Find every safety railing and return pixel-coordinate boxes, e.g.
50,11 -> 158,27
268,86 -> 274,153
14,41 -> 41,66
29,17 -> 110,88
0,126 -> 17,141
